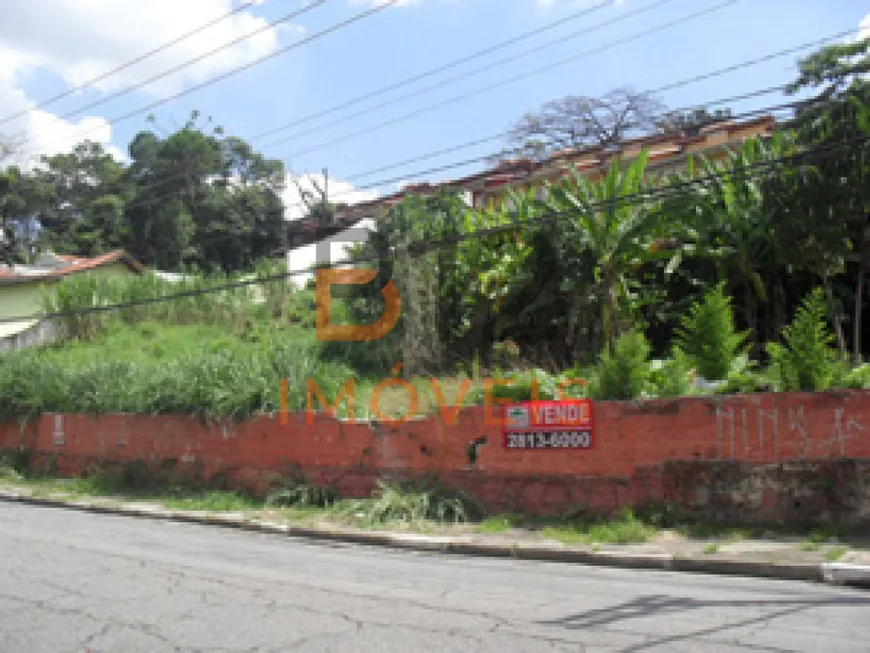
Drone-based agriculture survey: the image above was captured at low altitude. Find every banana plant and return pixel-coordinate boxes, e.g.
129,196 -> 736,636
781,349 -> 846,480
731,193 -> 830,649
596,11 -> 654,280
686,133 -> 787,344
534,149 -> 666,351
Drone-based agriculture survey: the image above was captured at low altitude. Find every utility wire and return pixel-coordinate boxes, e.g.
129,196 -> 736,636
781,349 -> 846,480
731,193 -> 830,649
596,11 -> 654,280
249,0 -> 644,141
30,1 -> 327,128
0,0 -> 261,127
32,0 -> 400,153
12,23 -> 852,256
285,26 -> 853,183
114,22 -> 841,225
263,0 -> 742,152
261,0 -> 677,143
293,89 -> 793,206
1,132 -> 865,326
20,19 -> 848,233
255,21 -> 851,146
45,90 -> 817,254
87,88 -> 790,246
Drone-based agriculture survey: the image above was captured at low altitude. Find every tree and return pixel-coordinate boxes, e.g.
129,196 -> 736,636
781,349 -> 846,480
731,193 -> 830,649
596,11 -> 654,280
683,133 -> 789,350
123,112 -> 286,271
783,36 -> 870,362
0,167 -> 42,264
496,87 -> 668,162
25,141 -> 131,255
534,149 -> 667,351
655,107 -> 733,136
0,133 -> 22,167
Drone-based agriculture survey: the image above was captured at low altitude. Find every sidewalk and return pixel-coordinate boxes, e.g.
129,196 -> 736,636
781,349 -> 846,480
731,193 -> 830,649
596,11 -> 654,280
1,482 -> 869,587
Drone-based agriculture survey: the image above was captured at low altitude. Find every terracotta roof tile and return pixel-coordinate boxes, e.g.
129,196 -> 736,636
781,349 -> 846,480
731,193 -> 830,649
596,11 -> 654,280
0,250 -> 145,284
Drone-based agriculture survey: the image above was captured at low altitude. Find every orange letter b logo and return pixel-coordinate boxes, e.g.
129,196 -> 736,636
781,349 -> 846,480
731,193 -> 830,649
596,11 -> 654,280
315,267 -> 401,341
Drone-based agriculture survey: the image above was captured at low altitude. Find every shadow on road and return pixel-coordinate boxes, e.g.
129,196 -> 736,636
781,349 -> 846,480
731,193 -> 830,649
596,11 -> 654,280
538,593 -> 870,652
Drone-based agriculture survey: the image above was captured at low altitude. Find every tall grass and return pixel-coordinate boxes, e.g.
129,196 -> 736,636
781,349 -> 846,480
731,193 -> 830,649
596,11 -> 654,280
43,271 -> 269,341
0,322 -> 354,422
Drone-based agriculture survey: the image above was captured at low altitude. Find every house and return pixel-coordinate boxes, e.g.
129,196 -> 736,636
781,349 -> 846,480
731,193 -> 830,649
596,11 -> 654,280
284,116 -> 778,281
0,250 -> 145,350
331,115 -> 778,219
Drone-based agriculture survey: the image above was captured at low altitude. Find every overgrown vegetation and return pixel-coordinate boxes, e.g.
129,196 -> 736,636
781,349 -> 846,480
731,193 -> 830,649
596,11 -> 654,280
1,38 -> 869,421
0,319 -> 355,421
336,478 -> 485,526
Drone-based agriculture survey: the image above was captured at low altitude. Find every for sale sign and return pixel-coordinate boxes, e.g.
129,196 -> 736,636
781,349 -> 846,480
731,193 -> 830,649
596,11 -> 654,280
503,400 -> 594,450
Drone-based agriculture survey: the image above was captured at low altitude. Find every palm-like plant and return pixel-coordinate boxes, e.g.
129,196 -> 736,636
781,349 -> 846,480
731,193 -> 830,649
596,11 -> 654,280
536,149 -> 664,350
686,133 -> 787,345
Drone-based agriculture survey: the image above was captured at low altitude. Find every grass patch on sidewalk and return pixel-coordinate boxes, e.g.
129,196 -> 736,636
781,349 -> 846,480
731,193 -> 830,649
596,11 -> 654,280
1,469 -> 866,556
540,509 -> 656,545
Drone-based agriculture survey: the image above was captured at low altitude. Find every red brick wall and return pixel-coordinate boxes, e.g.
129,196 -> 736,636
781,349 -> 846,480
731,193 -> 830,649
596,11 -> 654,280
2,390 -> 870,520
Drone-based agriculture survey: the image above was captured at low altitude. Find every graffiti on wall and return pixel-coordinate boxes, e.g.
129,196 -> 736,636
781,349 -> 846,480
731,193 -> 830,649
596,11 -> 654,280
715,403 -> 866,463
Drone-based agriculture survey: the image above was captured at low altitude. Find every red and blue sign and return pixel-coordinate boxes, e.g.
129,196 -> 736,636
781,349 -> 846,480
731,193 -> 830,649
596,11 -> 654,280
502,399 -> 594,450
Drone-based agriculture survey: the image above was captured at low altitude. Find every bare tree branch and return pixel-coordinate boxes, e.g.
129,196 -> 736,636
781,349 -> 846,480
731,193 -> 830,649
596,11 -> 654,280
495,86 -> 669,163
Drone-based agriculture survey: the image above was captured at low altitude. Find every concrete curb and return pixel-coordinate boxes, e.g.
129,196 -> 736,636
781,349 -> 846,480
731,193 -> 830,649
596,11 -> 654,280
0,490 -> 865,587
821,562 -> 870,588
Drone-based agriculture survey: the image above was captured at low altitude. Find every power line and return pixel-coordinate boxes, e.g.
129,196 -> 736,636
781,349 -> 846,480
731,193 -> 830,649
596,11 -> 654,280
2,132 -> 865,326
316,91 -> 793,200
19,19 -> 847,233
259,0 -> 679,144
249,0 -> 639,142
12,26 -> 851,256
35,91 -> 815,256
15,88 -> 816,265
279,91 -> 801,213
0,0 -> 261,127
254,19 -> 852,147
34,0 -> 400,154
26,1 -> 326,129
262,0 -> 742,153
270,23 -> 854,204
329,25 -> 855,183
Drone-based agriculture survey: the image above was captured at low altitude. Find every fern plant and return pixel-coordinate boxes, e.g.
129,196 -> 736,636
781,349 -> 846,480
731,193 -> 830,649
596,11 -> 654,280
766,288 -> 845,391
675,282 -> 748,381
592,329 -> 651,400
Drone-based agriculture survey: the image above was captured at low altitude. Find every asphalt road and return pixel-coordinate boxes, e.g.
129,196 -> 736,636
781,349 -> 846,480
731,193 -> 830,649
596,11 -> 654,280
1,503 -> 869,653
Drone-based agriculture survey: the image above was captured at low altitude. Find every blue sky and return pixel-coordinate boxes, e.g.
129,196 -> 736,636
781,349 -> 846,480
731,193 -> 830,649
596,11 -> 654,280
1,0 -> 868,205
171,0 -> 870,192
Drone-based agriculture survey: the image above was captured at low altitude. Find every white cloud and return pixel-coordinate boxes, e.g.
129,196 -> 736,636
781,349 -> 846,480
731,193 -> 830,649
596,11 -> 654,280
0,0 -> 288,166
860,13 -> 870,40
0,82 -> 124,168
0,0 -> 284,97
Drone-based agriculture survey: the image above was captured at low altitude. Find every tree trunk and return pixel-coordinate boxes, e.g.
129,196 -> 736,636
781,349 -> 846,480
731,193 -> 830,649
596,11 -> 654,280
854,225 -> 870,363
823,277 -> 847,355
743,277 -> 758,354
603,269 -> 619,352
773,274 -> 788,344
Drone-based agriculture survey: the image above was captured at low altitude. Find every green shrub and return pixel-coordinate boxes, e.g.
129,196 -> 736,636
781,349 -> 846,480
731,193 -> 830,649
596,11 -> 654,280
843,364 -> 870,389
718,353 -> 770,394
675,282 -> 748,380
265,469 -> 337,508
337,477 -> 485,525
766,288 -> 846,392
649,347 -> 694,398
592,329 -> 651,400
